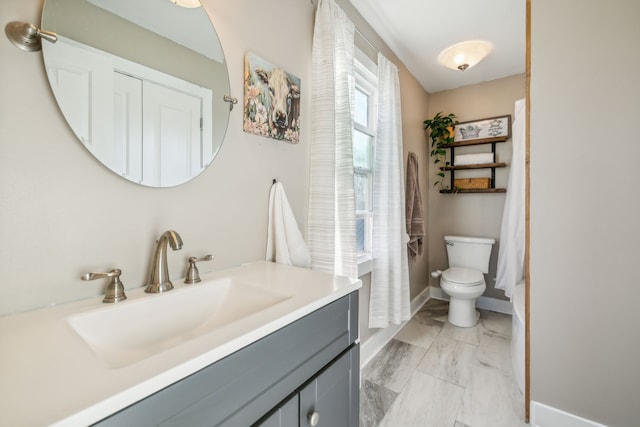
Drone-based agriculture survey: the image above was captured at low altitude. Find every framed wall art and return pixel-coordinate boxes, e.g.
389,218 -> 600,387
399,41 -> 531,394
454,115 -> 511,144
243,52 -> 300,144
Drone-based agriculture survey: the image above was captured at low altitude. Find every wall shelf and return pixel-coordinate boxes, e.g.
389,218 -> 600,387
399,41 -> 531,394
442,162 -> 507,171
440,188 -> 507,194
449,137 -> 508,147
439,138 -> 508,194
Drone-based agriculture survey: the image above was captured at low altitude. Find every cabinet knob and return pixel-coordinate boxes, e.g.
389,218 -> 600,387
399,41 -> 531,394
308,410 -> 320,426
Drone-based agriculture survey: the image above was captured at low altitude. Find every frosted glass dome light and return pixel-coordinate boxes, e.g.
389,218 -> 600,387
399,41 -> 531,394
438,40 -> 493,71
169,0 -> 201,8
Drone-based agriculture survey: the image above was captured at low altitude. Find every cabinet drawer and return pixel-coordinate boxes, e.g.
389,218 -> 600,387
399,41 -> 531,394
94,292 -> 358,427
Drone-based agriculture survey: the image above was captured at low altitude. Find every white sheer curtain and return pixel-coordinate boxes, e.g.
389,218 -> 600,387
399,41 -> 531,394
369,53 -> 410,328
307,0 -> 358,279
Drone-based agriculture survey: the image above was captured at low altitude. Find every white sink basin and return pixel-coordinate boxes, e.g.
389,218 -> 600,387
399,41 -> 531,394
68,277 -> 290,368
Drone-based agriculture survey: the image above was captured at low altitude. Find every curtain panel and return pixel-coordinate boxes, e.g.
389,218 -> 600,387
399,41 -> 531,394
369,53 -> 410,328
307,0 -> 358,280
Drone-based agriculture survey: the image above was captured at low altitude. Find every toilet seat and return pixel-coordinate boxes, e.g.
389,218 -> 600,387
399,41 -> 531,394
441,267 -> 484,286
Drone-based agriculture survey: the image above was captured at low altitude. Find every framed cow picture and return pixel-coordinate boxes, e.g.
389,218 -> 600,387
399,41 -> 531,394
243,52 -> 301,144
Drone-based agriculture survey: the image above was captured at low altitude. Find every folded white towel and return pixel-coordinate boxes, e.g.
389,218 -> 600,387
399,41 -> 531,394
266,182 -> 312,268
454,153 -> 494,165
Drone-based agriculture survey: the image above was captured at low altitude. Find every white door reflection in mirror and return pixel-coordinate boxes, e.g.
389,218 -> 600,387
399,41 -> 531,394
142,80 -> 205,187
114,73 -> 142,182
45,37 -> 212,186
44,39 -> 112,150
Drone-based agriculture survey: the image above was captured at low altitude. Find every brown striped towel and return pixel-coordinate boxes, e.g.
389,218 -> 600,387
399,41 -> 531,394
405,152 -> 424,256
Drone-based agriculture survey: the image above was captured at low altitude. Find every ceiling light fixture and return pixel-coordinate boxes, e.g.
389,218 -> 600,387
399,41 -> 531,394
169,0 -> 201,8
438,40 -> 492,72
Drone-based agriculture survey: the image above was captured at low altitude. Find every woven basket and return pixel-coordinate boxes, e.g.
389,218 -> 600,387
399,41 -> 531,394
453,178 -> 491,189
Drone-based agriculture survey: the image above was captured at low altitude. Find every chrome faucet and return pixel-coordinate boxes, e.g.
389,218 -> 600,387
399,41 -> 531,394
145,230 -> 183,293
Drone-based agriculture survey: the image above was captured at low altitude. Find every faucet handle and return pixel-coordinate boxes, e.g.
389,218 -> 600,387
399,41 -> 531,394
185,255 -> 214,284
81,268 -> 127,303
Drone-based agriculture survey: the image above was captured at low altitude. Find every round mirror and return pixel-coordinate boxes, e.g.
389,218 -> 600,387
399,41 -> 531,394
41,0 -> 230,187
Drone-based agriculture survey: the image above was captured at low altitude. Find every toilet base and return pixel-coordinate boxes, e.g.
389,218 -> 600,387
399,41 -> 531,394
448,298 -> 480,328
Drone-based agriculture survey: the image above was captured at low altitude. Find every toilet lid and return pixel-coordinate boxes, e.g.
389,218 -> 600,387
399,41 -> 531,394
442,267 -> 484,286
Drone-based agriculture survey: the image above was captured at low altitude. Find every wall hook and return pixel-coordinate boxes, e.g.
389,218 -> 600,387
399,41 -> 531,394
223,95 -> 238,111
5,21 -> 57,52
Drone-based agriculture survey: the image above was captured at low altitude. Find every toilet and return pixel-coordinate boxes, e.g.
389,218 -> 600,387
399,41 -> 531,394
440,235 -> 495,327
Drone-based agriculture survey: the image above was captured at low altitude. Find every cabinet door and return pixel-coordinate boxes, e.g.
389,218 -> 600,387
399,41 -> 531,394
254,395 -> 299,427
299,345 -> 359,427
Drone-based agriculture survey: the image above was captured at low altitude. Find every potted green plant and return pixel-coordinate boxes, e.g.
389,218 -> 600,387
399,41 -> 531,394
423,112 -> 457,189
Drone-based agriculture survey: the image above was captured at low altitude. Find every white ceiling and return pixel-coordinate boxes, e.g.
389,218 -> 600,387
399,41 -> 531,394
349,0 -> 526,93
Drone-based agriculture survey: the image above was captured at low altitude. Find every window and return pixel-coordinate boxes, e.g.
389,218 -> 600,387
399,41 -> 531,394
353,51 -> 378,262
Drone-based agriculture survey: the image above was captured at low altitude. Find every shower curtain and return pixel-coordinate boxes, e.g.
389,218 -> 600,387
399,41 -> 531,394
495,98 -> 526,299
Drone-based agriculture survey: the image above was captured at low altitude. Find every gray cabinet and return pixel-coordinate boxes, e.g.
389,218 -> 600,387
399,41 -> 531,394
256,344 -> 359,427
94,292 -> 359,427
255,395 -> 298,427
298,346 -> 359,427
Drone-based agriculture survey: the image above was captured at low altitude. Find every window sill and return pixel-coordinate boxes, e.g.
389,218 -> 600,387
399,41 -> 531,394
357,256 -> 372,277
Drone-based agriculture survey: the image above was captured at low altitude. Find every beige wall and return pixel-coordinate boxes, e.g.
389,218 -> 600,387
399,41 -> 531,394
530,0 -> 640,425
0,0 -> 314,314
0,0 -> 431,355
427,74 -> 526,300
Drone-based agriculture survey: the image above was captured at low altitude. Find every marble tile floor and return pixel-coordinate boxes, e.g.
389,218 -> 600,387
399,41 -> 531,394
360,299 -> 527,427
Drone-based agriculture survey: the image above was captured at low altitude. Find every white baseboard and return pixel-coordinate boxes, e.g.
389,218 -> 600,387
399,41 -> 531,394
428,286 -> 513,315
360,286 -> 430,368
530,401 -> 608,427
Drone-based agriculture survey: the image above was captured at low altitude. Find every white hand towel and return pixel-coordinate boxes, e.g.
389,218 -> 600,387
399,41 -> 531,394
454,153 -> 494,165
266,182 -> 312,268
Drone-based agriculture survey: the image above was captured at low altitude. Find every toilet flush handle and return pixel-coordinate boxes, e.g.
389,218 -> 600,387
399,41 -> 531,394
446,241 -> 454,246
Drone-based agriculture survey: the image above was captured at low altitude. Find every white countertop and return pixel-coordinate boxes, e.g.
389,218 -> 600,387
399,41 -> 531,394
0,261 -> 361,426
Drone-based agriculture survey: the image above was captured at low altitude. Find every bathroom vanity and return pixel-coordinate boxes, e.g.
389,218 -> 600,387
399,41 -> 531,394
3,1 -> 361,424
0,261 -> 361,426
96,292 -> 359,426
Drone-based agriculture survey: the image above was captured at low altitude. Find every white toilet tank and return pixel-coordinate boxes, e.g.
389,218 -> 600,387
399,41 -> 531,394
444,235 -> 495,273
